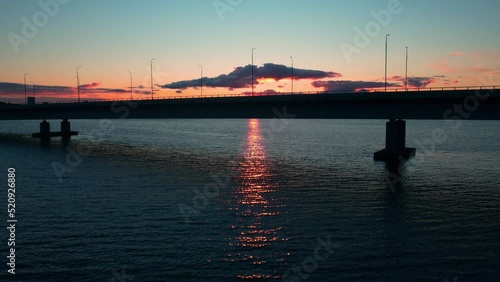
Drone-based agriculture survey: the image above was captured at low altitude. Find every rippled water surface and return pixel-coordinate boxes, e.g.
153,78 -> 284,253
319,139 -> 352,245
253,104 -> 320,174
0,119 -> 499,281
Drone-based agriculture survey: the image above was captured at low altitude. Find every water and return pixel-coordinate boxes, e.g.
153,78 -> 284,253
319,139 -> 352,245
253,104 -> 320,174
0,119 -> 499,281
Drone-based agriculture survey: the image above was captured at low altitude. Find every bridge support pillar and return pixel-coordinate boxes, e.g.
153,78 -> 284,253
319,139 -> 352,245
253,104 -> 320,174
40,119 -> 50,135
61,118 -> 71,133
32,119 -> 78,142
374,119 -> 416,161
37,119 -> 51,145
60,118 -> 72,143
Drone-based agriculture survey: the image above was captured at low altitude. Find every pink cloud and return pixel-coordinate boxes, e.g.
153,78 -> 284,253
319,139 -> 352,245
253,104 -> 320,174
450,51 -> 466,57
449,50 -> 500,60
431,63 -> 454,72
472,64 -> 493,73
470,51 -> 500,60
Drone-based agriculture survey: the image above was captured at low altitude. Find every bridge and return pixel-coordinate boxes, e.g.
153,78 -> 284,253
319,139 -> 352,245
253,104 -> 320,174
1,87 -> 499,161
1,87 -> 499,120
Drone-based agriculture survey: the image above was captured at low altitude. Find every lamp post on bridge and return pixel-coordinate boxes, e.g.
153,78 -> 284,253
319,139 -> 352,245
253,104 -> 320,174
251,48 -> 256,96
24,73 -> 29,104
290,56 -> 294,94
30,81 -> 35,104
198,65 -> 203,96
405,46 -> 408,91
385,34 -> 390,92
76,66 -> 82,103
128,71 -> 133,100
150,58 -> 155,99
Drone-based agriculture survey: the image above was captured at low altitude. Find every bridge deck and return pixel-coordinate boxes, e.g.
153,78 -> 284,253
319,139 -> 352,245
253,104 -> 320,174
1,89 -> 499,120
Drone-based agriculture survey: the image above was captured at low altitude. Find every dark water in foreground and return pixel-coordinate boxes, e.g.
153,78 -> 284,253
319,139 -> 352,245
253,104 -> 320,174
0,119 -> 499,281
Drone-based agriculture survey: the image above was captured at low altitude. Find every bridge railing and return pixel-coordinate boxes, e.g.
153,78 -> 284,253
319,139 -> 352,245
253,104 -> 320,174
37,85 -> 499,105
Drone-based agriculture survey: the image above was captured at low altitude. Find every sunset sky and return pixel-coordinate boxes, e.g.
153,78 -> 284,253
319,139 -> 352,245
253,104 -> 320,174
0,0 -> 499,102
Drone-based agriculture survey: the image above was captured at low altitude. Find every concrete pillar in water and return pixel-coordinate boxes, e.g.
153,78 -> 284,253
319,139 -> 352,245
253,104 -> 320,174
33,119 -> 77,143
385,119 -> 406,154
40,119 -> 50,134
61,118 -> 70,132
38,119 -> 51,145
374,119 -> 415,161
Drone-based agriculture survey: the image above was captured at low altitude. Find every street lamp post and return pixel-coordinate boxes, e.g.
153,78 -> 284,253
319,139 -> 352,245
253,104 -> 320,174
290,56 -> 294,94
76,66 -> 82,103
405,46 -> 408,91
30,81 -> 35,103
385,34 -> 390,92
198,65 -> 203,96
151,59 -> 155,99
23,73 -> 29,104
251,48 -> 256,96
128,71 -> 133,100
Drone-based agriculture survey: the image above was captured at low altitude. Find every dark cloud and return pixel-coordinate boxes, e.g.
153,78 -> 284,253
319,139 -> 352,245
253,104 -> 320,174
391,76 -> 439,88
0,82 -> 70,95
256,63 -> 341,80
0,82 -> 128,96
161,63 -> 341,90
443,79 -> 460,85
0,82 -> 27,93
80,82 -> 101,89
241,89 -> 280,96
134,85 -> 154,95
93,88 -> 128,93
311,80 -> 399,92
407,77 -> 435,88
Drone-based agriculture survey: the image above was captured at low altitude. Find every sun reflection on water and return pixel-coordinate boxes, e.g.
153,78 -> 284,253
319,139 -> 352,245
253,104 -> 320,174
224,119 -> 289,280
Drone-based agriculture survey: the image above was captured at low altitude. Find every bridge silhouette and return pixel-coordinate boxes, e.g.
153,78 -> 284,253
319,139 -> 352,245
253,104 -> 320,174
2,87 -> 499,161
1,87 -> 499,120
